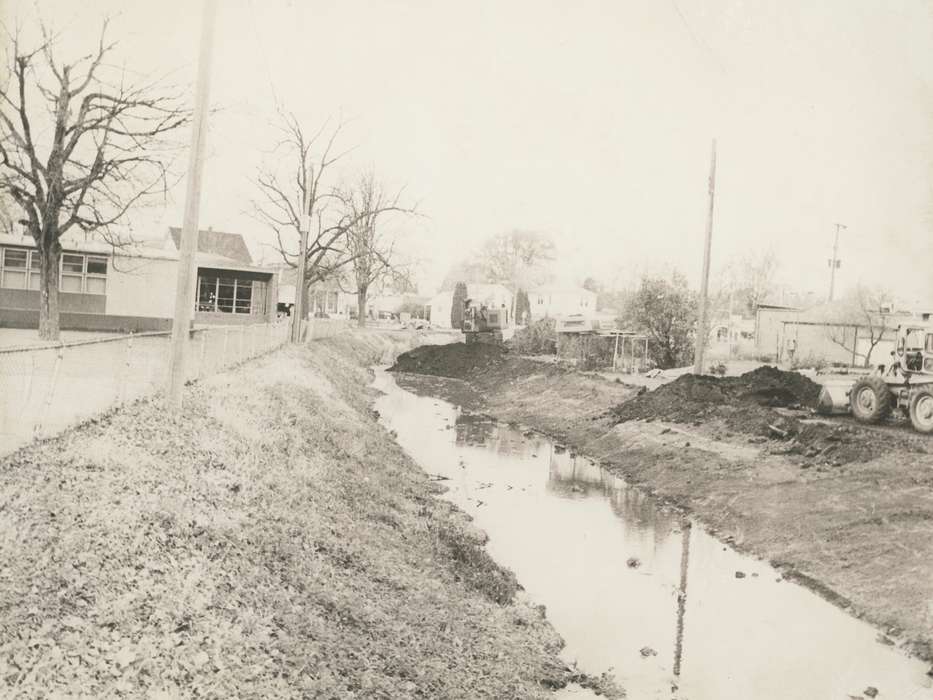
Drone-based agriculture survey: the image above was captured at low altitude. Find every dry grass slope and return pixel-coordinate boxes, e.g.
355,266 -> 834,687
0,331 -> 611,698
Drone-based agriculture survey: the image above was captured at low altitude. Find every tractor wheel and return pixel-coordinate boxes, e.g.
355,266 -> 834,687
909,388 -> 933,434
849,376 -> 893,424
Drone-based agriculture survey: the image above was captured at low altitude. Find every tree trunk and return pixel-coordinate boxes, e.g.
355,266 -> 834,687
357,287 -> 368,328
38,244 -> 62,341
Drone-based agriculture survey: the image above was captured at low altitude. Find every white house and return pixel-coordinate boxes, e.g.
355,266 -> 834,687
528,286 -> 597,322
427,283 -> 513,329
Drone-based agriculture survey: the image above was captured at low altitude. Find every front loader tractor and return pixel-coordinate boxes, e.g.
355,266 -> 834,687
462,299 -> 508,345
848,323 -> 933,433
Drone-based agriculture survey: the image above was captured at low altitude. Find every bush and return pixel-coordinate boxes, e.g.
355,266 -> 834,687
508,318 -> 557,355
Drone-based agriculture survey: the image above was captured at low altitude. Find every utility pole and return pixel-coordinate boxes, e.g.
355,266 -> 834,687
693,139 -> 717,375
290,169 -> 313,343
166,0 -> 217,408
828,222 -> 845,302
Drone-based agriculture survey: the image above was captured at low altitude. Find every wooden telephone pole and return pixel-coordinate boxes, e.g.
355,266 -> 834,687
166,0 -> 217,408
693,139 -> 717,375
290,170 -> 314,343
828,222 -> 845,302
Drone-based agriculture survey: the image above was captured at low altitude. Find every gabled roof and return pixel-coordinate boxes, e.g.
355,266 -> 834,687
168,227 -> 253,265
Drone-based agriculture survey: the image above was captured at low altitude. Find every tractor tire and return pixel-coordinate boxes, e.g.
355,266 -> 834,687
849,376 -> 893,424
908,387 -> 933,434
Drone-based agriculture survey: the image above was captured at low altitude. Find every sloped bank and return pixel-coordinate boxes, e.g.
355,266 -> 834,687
0,330 -> 618,698
391,343 -> 933,664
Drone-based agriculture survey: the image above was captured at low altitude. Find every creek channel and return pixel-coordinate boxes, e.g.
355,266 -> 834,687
372,368 -> 933,700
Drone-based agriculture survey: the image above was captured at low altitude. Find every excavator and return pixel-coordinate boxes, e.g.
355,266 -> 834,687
841,322 -> 933,433
461,298 -> 508,345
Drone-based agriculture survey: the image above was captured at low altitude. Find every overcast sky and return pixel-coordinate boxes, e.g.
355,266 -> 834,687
5,0 -> 933,302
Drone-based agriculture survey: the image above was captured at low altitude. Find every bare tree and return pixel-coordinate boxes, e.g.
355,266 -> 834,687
722,249 -> 780,317
0,22 -> 189,339
338,172 -> 415,327
454,230 -> 555,321
0,193 -> 13,235
825,285 -> 895,367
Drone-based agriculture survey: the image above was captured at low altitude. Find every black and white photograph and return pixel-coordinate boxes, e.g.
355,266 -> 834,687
1,1 -> 933,697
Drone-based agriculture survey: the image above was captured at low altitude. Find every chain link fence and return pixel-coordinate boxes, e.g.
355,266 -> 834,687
0,321 -> 291,458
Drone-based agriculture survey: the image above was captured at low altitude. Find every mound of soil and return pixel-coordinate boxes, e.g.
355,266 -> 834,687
612,365 -> 822,424
611,366 -> 926,465
389,343 -> 509,379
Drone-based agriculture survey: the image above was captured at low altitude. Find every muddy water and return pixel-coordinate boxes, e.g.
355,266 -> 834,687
373,369 -> 933,700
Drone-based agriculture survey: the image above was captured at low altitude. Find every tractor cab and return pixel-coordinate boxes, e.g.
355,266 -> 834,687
892,324 -> 933,377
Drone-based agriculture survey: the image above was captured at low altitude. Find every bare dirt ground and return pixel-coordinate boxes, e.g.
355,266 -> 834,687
391,342 -> 933,665
0,331 -> 619,698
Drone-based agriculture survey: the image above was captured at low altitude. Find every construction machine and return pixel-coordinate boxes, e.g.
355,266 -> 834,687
462,301 -> 508,345
843,322 -> 933,433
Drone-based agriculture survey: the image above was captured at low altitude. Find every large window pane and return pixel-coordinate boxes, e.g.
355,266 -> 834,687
2,270 -> 26,289
197,276 -> 217,312
234,279 -> 252,314
27,272 -> 40,290
29,252 -> 40,269
61,274 -> 83,292
217,279 -> 235,312
86,257 -> 107,275
3,249 -> 27,268
86,276 -> 106,294
252,281 -> 267,314
62,254 -> 84,274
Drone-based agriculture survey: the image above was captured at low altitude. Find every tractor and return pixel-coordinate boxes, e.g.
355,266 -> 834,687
847,322 -> 933,433
462,300 -> 508,345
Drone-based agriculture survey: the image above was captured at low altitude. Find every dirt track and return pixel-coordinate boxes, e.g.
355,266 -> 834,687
390,343 -> 933,664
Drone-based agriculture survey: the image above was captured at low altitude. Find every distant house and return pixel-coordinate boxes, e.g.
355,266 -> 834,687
0,227 -> 277,332
528,286 -> 597,322
427,283 -> 513,329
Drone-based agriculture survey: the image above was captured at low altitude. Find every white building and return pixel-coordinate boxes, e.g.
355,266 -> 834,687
427,283 -> 513,329
528,286 -> 597,322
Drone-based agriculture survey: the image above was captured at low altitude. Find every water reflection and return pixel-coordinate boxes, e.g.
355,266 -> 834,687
375,370 -> 933,700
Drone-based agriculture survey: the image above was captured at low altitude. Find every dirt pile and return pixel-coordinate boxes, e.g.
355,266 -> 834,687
612,366 -> 822,424
610,366 -> 902,464
390,342 -> 508,378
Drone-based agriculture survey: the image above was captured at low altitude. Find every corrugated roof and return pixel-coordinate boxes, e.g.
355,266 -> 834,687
168,227 -> 253,265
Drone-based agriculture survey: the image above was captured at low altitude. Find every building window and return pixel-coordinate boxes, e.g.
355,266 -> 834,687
0,247 -> 105,292
28,252 -> 40,290
61,254 -> 84,292
195,274 -> 259,315
60,253 -> 107,294
1,248 -> 28,289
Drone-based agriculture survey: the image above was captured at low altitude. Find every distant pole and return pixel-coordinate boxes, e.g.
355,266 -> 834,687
290,168 -> 313,343
693,139 -> 717,375
828,223 -> 846,302
166,0 -> 217,408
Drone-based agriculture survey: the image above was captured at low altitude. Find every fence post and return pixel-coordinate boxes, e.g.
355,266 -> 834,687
221,327 -> 229,368
239,325 -> 245,363
251,323 -> 257,358
198,329 -> 208,378
35,342 -> 65,437
121,333 -> 134,405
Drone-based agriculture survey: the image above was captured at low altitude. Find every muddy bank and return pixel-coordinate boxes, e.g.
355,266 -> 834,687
390,344 -> 933,663
0,331 -> 611,698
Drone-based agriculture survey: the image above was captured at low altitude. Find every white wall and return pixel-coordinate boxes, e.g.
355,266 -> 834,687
106,256 -> 177,318
529,288 -> 597,320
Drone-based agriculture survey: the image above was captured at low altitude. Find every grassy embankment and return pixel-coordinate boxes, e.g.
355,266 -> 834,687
0,330 -> 619,698
391,343 -> 933,664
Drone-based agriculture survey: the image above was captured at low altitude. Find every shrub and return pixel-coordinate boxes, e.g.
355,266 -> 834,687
508,318 -> 557,355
